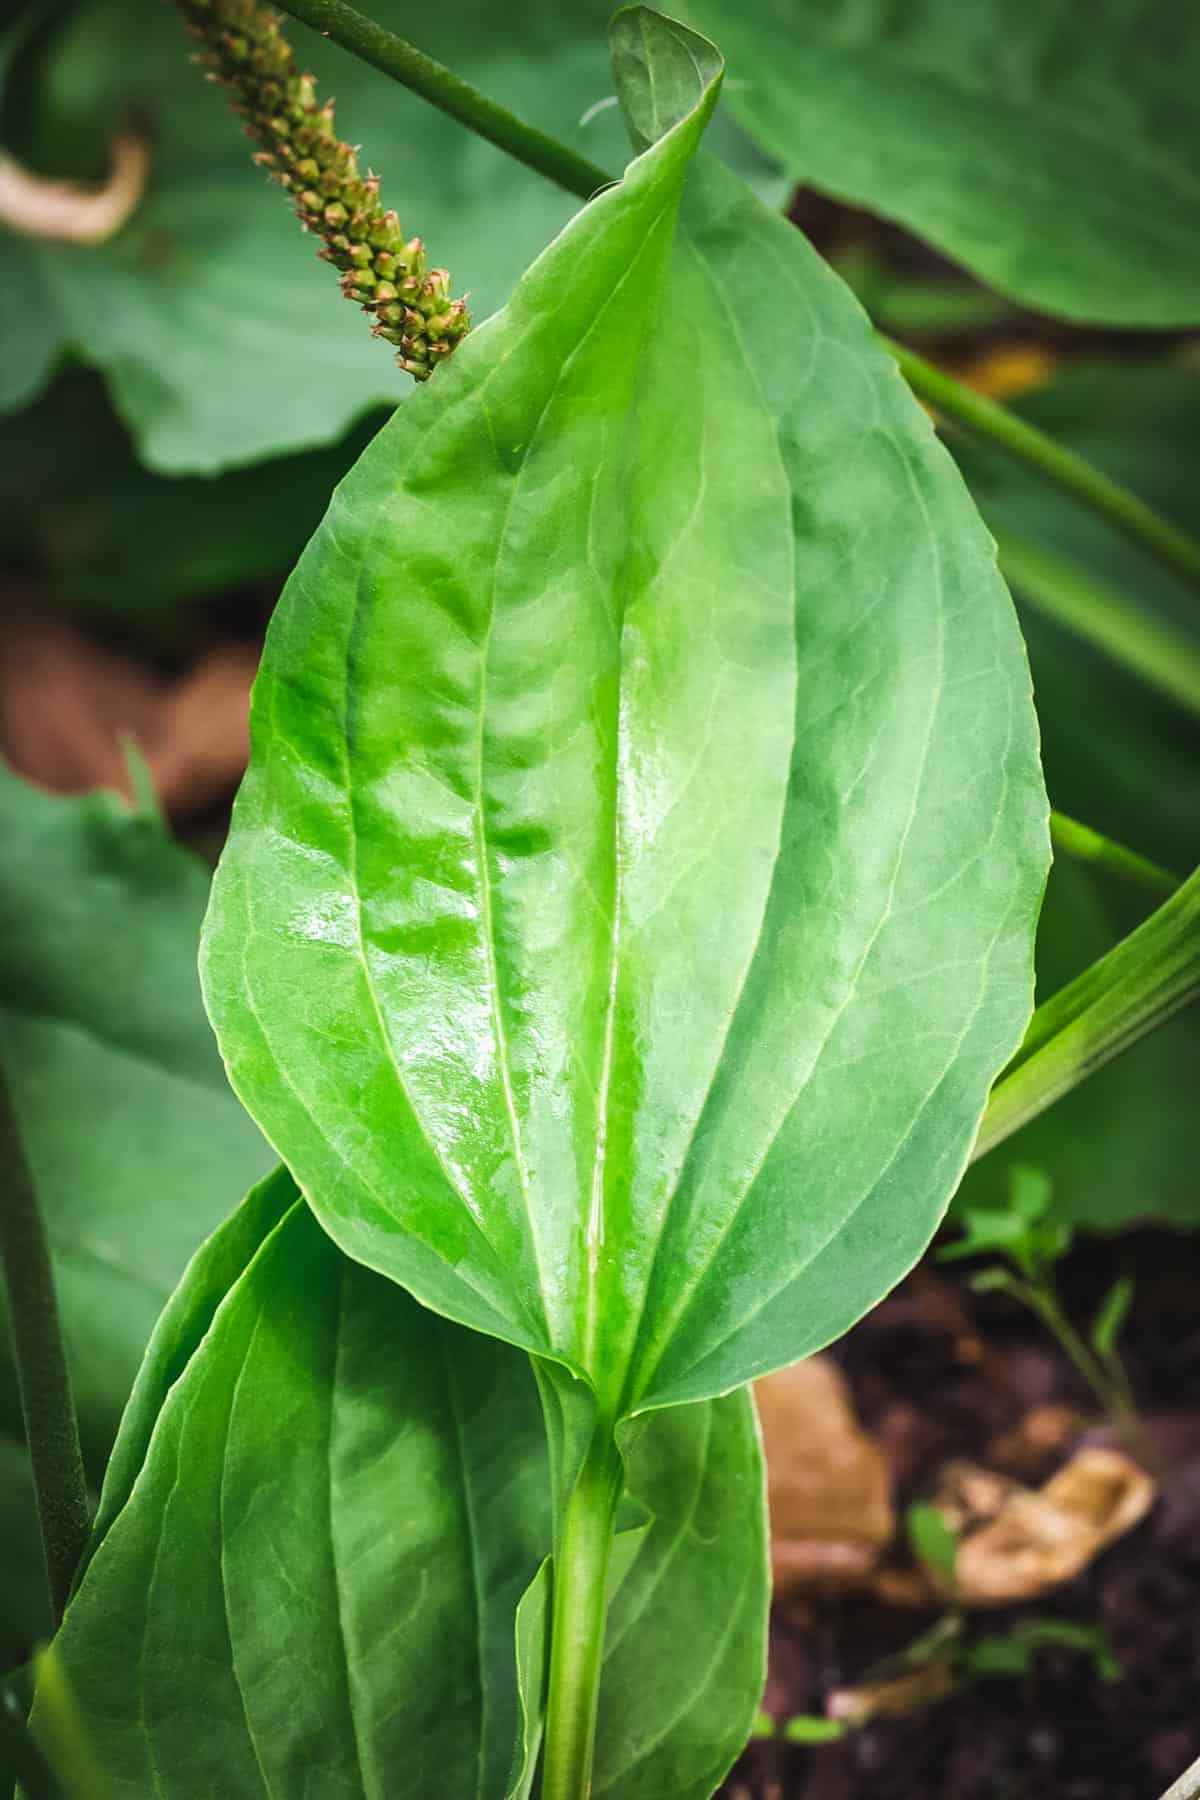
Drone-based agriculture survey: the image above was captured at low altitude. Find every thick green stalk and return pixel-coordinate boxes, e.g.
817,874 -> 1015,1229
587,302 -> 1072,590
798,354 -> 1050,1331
0,1067 -> 89,1626
1049,810 -> 1180,900
271,0 -> 613,200
996,529 -> 1200,722
887,340 -> 1200,594
541,1427 -> 624,1800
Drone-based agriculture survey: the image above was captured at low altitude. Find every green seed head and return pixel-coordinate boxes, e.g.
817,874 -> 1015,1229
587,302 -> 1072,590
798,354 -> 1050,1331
175,0 -> 469,380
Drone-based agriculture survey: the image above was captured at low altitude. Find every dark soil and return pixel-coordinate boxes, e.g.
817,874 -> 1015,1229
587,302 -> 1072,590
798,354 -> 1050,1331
723,1229 -> 1200,1799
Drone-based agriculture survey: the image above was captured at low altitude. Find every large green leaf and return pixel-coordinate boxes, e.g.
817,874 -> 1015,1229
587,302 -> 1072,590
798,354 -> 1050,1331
0,0 -> 780,474
83,1163 -> 300,1572
33,1192 -> 767,1797
595,1390 -> 765,1797
0,772 -> 273,1473
952,360 -> 1200,1229
201,13 -> 1046,1421
676,0 -> 1200,326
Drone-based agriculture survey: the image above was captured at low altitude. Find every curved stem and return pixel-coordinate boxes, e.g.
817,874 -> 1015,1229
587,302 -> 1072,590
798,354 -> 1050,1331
270,0 -> 613,200
1050,810 -> 1180,900
886,339 -> 1200,594
0,1066 -> 89,1625
996,529 -> 1200,721
541,1426 -> 623,1800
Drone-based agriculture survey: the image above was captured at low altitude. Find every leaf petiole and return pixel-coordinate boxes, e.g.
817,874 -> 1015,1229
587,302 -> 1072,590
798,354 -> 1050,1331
541,1426 -> 624,1800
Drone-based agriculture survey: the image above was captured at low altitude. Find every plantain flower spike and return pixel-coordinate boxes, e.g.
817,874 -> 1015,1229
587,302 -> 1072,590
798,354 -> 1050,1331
177,0 -> 469,380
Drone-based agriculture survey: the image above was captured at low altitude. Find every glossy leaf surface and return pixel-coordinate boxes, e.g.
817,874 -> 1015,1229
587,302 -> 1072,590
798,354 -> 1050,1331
203,15 -> 1047,1417
677,0 -> 1200,325
0,772 -> 274,1473
35,1196 -> 767,1799
0,0 -> 779,473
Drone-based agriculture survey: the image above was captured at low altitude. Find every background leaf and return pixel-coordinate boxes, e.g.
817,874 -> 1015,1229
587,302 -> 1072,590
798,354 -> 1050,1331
0,771 -> 273,1470
35,1195 -> 767,1799
0,372 -> 388,622
676,0 -> 1200,325
0,772 -> 272,1668
201,14 -> 1046,1424
0,0 -> 782,473
953,359 -> 1200,1229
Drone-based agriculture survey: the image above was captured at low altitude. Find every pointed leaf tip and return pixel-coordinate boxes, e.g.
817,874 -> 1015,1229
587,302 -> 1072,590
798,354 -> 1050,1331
610,6 -> 723,154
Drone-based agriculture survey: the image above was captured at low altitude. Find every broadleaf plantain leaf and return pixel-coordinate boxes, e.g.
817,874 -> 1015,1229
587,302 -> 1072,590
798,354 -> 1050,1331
33,1194 -> 767,1798
675,0 -> 1200,326
201,13 -> 1047,1421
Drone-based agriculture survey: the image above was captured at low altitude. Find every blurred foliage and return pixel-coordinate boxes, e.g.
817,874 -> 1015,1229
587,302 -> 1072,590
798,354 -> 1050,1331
954,359 -> 1200,1231
679,0 -> 1200,326
0,0 -> 782,472
829,246 -> 1011,340
0,370 -> 387,625
0,772 -> 273,1667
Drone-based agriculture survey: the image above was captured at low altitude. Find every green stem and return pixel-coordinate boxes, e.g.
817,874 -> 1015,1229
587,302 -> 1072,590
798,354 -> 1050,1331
996,529 -> 1200,722
1019,1282 -> 1150,1464
975,865 -> 1200,1159
1021,1285 -> 1118,1412
886,339 -> 1200,594
1049,810 -> 1180,900
541,1426 -> 623,1800
0,1068 -> 89,1627
270,0 -> 612,200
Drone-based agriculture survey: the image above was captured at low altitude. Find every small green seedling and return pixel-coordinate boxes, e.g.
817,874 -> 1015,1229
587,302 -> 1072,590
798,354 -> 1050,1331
942,1164 -> 1142,1448
906,1500 -> 961,1595
964,1616 -> 1121,1686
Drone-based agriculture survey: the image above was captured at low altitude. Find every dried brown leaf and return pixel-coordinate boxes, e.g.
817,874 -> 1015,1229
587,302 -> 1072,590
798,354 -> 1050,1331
756,1357 -> 894,1599
954,1446 -> 1156,1605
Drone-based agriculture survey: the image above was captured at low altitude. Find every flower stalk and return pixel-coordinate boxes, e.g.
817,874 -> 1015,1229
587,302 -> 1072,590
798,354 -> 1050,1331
177,0 -> 469,379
